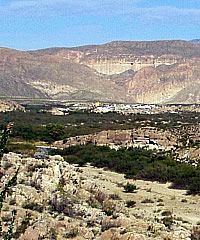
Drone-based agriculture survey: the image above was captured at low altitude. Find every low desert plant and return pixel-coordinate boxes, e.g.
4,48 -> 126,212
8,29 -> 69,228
48,228 -> 58,240
65,228 -> 79,238
88,197 -> 98,208
162,216 -> 174,229
161,210 -> 172,216
95,190 -> 107,203
104,208 -> 113,216
22,202 -> 43,213
103,200 -> 116,216
109,193 -> 121,200
147,224 -> 159,235
157,198 -> 164,202
141,198 -> 154,204
123,183 -> 136,193
126,200 -> 136,208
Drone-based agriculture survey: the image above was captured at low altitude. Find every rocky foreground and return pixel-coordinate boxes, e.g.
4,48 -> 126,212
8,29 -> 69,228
0,152 -> 199,239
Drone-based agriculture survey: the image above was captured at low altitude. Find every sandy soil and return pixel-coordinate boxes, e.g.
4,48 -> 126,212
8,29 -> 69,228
81,165 -> 200,227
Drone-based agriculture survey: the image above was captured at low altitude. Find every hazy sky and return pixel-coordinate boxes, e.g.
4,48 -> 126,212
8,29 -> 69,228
0,0 -> 200,50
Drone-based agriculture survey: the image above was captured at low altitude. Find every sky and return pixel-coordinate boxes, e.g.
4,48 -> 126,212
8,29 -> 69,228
0,0 -> 200,50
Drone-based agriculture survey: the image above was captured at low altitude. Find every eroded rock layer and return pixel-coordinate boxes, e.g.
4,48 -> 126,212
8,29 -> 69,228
1,40 -> 200,103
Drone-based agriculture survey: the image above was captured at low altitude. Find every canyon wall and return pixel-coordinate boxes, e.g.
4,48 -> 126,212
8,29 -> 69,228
82,56 -> 182,75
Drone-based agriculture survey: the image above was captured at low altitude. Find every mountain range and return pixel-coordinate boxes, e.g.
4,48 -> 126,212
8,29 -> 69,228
1,39 -> 200,103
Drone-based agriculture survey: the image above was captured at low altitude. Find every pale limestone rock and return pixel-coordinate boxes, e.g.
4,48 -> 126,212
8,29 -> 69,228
0,152 -> 196,239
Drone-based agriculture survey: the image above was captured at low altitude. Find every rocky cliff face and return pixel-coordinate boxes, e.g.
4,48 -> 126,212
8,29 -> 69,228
1,40 -> 200,103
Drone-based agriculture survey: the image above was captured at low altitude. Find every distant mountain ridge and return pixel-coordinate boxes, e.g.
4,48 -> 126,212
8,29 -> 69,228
191,39 -> 200,46
1,40 -> 200,104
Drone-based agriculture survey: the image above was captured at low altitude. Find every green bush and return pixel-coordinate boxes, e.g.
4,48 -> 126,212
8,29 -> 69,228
103,208 -> 113,216
49,144 -> 200,195
6,143 -> 36,156
22,202 -> 43,213
123,183 -> 137,193
162,216 -> 174,228
187,177 -> 200,195
126,200 -> 136,208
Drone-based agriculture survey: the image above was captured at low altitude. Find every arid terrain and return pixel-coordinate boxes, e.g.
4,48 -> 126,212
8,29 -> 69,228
0,100 -> 200,239
2,40 -> 200,103
1,152 -> 199,240
83,165 -> 200,226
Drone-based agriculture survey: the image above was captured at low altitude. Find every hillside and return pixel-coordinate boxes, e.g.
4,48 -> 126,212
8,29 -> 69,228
1,40 -> 200,103
191,39 -> 200,46
1,152 -> 198,239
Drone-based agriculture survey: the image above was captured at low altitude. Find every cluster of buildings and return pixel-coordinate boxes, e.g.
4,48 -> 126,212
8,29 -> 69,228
47,101 -> 200,115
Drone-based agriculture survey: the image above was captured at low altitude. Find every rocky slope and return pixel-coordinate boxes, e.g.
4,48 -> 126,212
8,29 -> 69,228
1,40 -> 200,103
1,152 -> 198,240
53,127 -> 178,151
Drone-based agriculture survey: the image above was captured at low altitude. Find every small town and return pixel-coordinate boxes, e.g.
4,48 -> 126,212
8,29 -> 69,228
47,101 -> 200,115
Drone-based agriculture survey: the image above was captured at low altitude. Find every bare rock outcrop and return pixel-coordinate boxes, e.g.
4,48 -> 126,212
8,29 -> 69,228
54,128 -> 178,151
0,100 -> 25,112
0,152 -> 195,239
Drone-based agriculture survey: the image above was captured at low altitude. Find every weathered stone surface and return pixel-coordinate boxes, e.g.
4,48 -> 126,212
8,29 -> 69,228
54,127 -> 178,151
0,152 -> 196,239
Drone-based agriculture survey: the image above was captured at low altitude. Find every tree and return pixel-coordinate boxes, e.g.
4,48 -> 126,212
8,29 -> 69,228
46,123 -> 65,142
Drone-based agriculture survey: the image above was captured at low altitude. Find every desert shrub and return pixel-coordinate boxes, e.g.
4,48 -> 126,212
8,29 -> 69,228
48,228 -> 58,240
162,216 -> 174,228
109,193 -> 121,200
6,143 -> 36,156
76,159 -> 87,167
63,155 -> 81,164
157,198 -> 164,202
22,202 -> 43,213
88,197 -> 98,208
95,191 -> 107,203
141,199 -> 154,204
123,183 -> 137,193
161,210 -> 172,216
147,224 -> 159,235
65,228 -> 79,238
49,195 -> 70,213
103,201 -> 116,216
187,177 -> 200,195
126,200 -> 136,208
103,208 -> 114,216
50,144 -> 200,195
